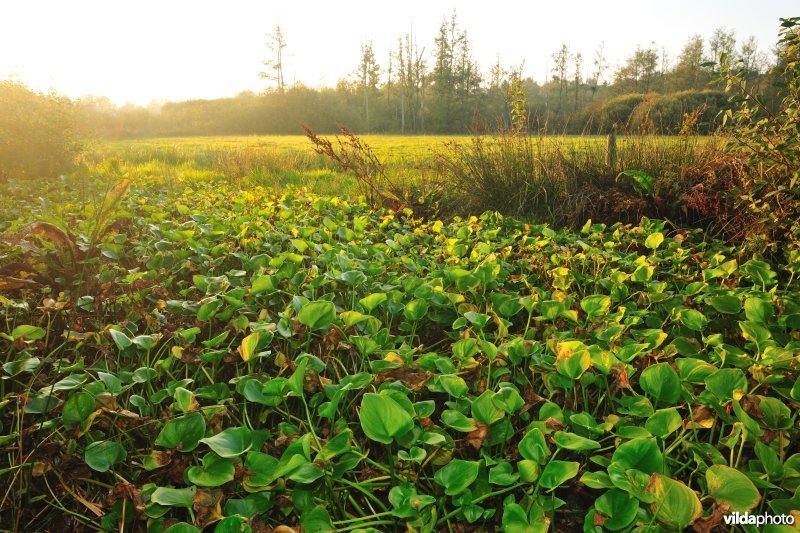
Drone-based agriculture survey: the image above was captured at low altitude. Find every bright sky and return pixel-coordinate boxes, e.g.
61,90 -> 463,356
0,0 -> 795,105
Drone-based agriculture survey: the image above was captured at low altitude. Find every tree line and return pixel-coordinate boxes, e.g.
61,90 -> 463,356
69,12 -> 786,137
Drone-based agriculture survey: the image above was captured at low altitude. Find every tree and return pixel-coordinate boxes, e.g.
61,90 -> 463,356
394,31 -> 427,133
670,35 -> 707,91
614,44 -> 660,93
260,25 -> 287,93
551,44 -> 570,107
709,27 -> 736,63
590,42 -> 608,96
739,36 -> 762,76
430,10 -> 480,132
573,52 -> 583,110
356,41 -> 380,132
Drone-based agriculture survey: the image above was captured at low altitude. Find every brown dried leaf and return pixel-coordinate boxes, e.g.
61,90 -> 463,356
685,405 -> 716,430
692,503 -> 730,533
593,511 -> 608,527
466,422 -> 490,450
0,275 -> 39,290
24,222 -> 76,254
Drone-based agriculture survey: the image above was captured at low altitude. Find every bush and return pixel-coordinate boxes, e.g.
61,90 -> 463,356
630,90 -> 726,134
598,93 -> 647,131
718,17 -> 800,254
0,81 -> 82,181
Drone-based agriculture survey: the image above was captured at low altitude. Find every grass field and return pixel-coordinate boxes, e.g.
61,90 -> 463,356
92,134 -> 713,201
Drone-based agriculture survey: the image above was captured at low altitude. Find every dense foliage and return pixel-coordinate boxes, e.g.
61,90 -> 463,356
0,81 -> 82,181
1,172 -> 799,531
718,17 -> 800,254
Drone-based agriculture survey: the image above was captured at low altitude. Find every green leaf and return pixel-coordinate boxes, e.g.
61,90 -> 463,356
705,368 -> 747,402
620,170 -> 654,195
200,427 -> 253,458
238,331 -> 260,362
518,428 -> 550,463
11,324 -> 46,341
489,462 -> 519,486
3,356 -> 40,376
706,465 -> 761,512
538,460 -> 579,490
438,374 -> 468,398
471,390 -> 504,425
250,275 -> 275,295
300,506 -> 334,533
581,471 -> 614,489
639,363 -> 681,406
646,474 -> 701,530
84,440 -> 126,472
644,408 -> 682,438
316,429 -> 353,461
595,489 -> 638,531
298,301 -> 337,331
359,293 -> 387,313
434,459 -> 479,496
552,431 -> 600,451
214,516 -> 252,533
441,410 -> 477,432
197,298 -> 223,321
707,295 -> 742,314
403,299 -> 429,322
679,309 -> 708,332
150,486 -> 196,508
744,297 -> 774,323
644,232 -> 664,250
109,328 -> 132,350
555,348 -> 591,380
186,453 -> 235,487
165,524 -> 201,533
581,295 -> 611,318
174,387 -> 196,413
611,438 -> 664,474
62,392 -> 96,426
155,411 -> 206,452
359,393 -> 413,444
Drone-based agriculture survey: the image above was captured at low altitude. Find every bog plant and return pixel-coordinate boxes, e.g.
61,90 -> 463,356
0,167 -> 799,531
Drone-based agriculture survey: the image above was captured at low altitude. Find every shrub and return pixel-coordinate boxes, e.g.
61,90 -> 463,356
598,93 -> 647,132
718,17 -> 800,254
304,126 -> 447,218
630,90 -> 726,134
0,81 -> 82,181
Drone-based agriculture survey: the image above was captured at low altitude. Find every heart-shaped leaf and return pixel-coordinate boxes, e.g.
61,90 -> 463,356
156,412 -> 206,452
186,453 -> 235,487
434,459 -> 479,495
84,440 -> 126,472
200,427 -> 253,458
359,393 -> 413,444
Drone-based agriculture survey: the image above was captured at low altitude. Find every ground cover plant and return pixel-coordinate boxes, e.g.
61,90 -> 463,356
0,167 -> 799,532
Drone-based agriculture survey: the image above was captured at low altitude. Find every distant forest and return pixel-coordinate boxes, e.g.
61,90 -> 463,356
76,12 -> 784,137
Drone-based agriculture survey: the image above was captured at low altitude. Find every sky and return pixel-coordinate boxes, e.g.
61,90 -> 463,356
0,0 -> 795,106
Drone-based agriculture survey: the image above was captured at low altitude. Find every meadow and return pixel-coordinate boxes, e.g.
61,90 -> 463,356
0,130 -> 798,532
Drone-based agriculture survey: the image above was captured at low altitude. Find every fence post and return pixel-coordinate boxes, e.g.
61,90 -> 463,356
605,128 -> 617,170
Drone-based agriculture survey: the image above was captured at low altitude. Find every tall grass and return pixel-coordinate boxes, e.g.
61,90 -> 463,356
434,130 -> 725,227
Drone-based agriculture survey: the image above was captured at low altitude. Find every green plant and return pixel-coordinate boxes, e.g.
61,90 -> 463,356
1,174 -> 798,531
718,17 -> 800,253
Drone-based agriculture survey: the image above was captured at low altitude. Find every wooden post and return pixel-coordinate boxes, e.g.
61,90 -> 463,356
605,128 -> 617,169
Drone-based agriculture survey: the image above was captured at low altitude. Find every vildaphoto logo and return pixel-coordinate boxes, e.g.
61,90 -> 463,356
723,512 -> 796,526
